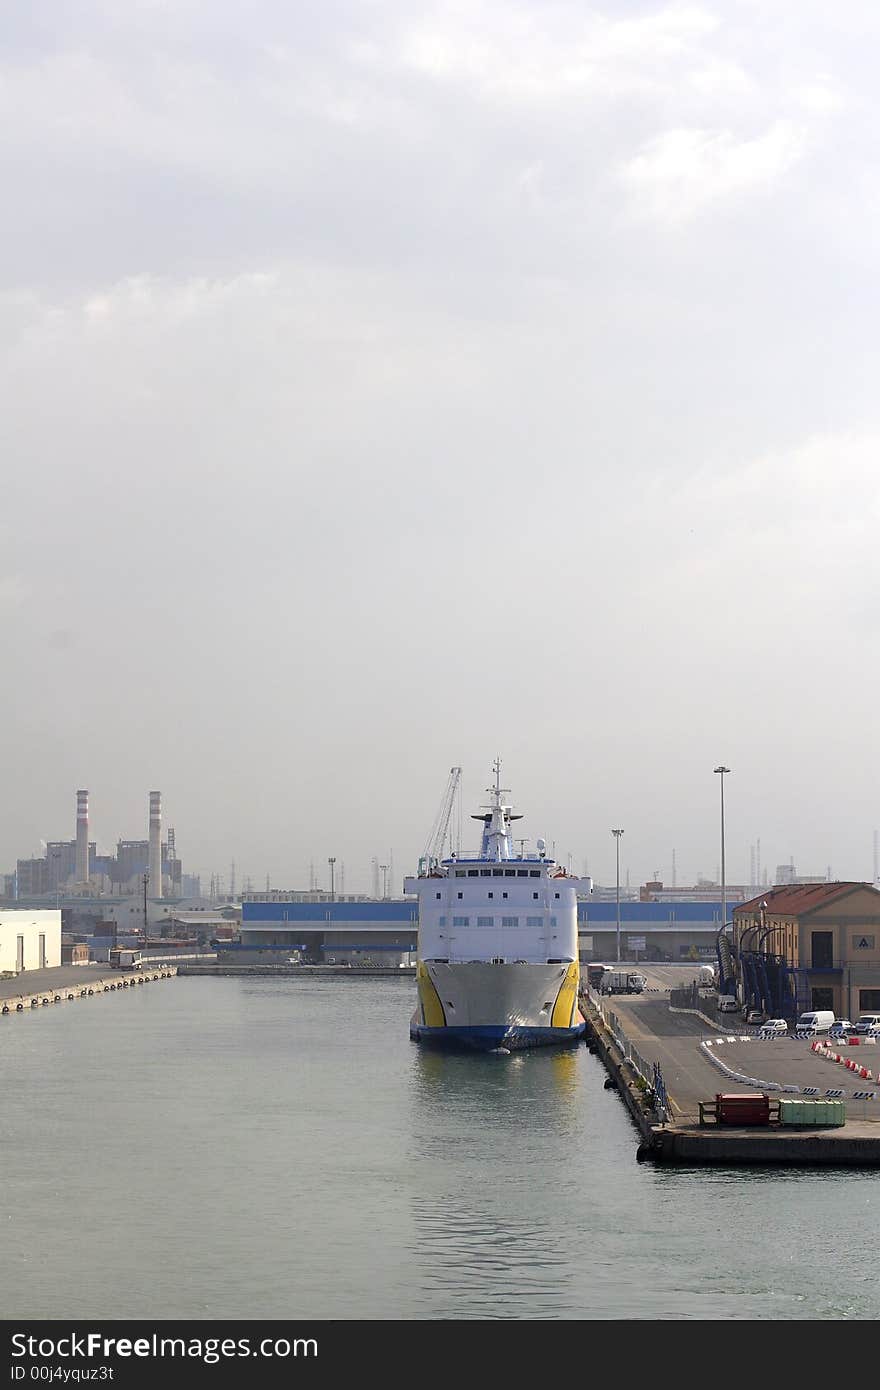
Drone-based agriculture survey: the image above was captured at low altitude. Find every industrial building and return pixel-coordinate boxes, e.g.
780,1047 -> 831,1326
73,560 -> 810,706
5,789 -> 184,900
235,898 -> 727,965
0,909 -> 62,974
733,882 -> 880,1021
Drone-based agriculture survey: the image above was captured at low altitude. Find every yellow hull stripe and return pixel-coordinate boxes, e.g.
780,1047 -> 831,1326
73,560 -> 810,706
551,961 -> 579,1029
417,962 -> 447,1028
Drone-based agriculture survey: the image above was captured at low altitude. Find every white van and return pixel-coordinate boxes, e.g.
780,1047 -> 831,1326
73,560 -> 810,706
796,1010 -> 835,1033
853,1013 -> 880,1035
718,996 -> 740,1013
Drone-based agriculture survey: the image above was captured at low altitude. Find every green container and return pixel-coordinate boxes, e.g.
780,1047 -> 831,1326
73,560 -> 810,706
779,1098 -> 846,1127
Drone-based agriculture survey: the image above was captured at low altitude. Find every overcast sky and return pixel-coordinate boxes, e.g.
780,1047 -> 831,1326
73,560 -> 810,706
2,1 -> 879,894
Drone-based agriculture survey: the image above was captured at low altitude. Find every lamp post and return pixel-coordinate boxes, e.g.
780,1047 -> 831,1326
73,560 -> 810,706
612,829 -> 624,964
714,766 -> 730,945
328,857 -> 336,902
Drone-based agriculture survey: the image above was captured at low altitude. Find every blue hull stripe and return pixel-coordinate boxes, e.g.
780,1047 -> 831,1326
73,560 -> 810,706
411,1021 -> 585,1050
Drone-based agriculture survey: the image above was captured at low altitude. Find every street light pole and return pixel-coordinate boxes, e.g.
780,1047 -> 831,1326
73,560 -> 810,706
612,829 -> 624,964
714,766 -> 730,950
380,864 -> 388,900
328,857 -> 336,902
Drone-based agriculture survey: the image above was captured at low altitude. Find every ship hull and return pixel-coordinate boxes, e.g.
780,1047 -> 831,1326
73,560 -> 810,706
410,1016 -> 585,1050
412,960 -> 584,1051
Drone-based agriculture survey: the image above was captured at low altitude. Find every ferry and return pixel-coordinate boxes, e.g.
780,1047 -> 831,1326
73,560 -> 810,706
405,763 -> 589,1050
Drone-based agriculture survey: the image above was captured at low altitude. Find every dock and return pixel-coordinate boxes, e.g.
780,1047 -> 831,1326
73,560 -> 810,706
0,962 -> 178,1016
584,968 -> 880,1166
178,964 -> 416,978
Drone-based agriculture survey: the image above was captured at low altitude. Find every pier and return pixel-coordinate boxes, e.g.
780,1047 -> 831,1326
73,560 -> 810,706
0,962 -> 177,1016
585,966 -> 880,1165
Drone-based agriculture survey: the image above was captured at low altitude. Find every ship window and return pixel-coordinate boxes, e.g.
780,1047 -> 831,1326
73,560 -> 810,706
492,869 -> 504,877
550,916 -> 557,927
488,892 -> 493,899
453,916 -> 469,927
502,892 -> 508,899
554,893 -> 560,899
529,871 -> 540,878
457,892 -> 463,900
533,893 -> 539,900
527,916 -> 543,927
467,870 -> 478,878
480,870 -> 491,877
436,893 -> 441,899
504,870 -> 516,877
477,916 -> 493,926
517,870 -> 529,877
502,916 -> 519,927
438,917 -> 446,926
455,871 -> 466,878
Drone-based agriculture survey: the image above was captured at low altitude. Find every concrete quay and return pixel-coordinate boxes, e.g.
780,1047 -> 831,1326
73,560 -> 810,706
585,965 -> 880,1167
178,963 -> 415,978
0,962 -> 178,1015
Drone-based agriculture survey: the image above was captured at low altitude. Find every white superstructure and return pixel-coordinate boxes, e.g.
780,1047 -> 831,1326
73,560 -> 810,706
405,763 -> 589,1049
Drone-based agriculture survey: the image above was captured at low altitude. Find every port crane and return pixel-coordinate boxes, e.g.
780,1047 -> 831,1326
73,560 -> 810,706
420,767 -> 462,873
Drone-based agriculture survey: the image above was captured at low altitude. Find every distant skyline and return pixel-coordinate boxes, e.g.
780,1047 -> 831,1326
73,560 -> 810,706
2,772 -> 875,897
3,3 -> 879,893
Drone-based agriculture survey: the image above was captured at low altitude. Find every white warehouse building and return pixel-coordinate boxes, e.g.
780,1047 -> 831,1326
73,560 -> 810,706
0,909 -> 62,974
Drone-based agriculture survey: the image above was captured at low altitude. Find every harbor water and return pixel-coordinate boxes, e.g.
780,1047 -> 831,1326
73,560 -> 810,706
3,976 -> 878,1320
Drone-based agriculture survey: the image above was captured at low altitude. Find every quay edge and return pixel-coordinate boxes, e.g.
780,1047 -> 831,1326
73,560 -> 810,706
582,1000 -> 880,1168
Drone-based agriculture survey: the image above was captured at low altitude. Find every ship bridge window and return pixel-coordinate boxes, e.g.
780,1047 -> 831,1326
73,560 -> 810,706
529,871 -> 540,878
467,870 -> 478,878
517,870 -> 529,878
455,871 -> 466,878
480,870 -> 491,877
492,869 -> 504,877
504,870 -> 516,877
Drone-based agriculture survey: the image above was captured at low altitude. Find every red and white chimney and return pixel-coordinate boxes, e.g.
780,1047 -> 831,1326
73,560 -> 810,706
75,789 -> 89,883
149,791 -> 163,899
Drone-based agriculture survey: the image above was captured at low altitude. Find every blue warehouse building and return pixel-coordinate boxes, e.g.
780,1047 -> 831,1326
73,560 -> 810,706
234,899 -> 726,965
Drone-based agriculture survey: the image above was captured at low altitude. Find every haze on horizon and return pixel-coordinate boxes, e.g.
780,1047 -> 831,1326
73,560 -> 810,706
2,1 -> 878,896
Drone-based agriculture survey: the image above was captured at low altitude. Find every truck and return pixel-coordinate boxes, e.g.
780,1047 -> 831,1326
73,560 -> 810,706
586,963 -> 607,989
109,947 -> 142,970
601,970 -> 646,995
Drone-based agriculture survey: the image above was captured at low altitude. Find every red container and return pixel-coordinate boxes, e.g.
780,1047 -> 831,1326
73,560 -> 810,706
715,1093 -> 771,1126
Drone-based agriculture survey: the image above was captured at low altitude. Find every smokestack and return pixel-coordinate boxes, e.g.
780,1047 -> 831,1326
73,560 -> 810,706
76,789 -> 89,883
149,791 -> 162,899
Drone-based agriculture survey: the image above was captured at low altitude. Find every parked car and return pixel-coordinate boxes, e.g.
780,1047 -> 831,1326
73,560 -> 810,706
829,1019 -> 855,1037
746,1010 -> 766,1025
761,1018 -> 789,1034
852,1013 -> 880,1035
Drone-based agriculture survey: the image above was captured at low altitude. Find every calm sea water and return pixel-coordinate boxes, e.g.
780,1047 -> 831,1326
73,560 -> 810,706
2,976 -> 877,1321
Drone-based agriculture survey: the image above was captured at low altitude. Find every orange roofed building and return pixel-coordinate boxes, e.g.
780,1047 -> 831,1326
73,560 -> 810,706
733,882 -> 880,1020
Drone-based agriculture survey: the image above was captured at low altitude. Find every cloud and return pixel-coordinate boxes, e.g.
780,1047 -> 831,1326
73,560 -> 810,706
619,120 -> 807,222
